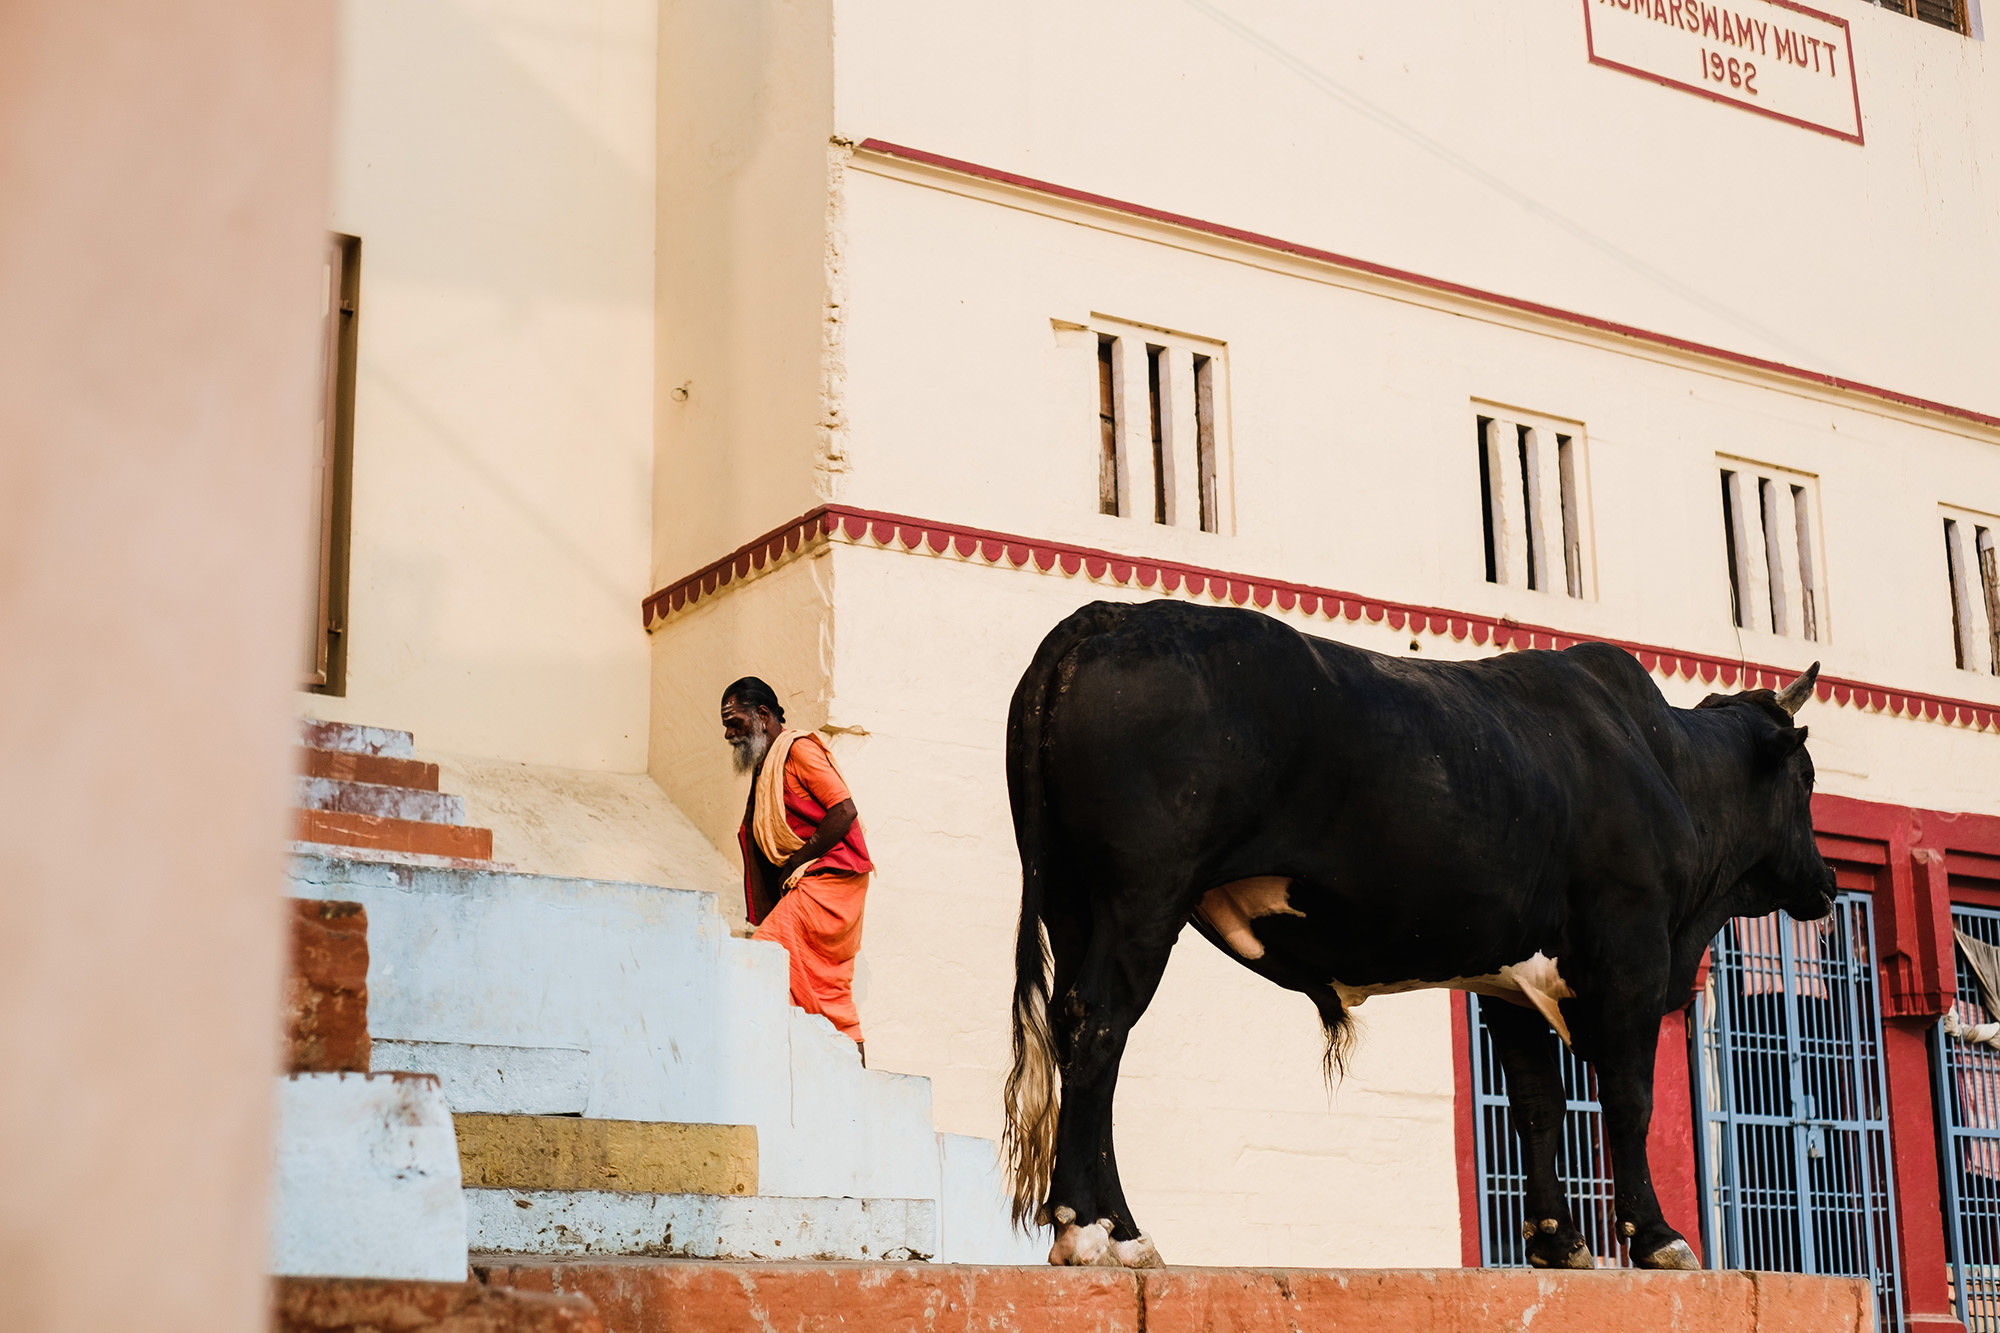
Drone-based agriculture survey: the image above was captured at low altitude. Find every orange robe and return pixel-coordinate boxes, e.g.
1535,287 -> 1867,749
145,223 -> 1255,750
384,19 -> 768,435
740,733 -> 874,1043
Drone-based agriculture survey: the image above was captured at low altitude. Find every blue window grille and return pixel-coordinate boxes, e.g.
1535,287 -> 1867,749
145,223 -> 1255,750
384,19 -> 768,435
1692,892 -> 1904,1332
1466,993 -> 1630,1267
1936,904 -> 2000,1331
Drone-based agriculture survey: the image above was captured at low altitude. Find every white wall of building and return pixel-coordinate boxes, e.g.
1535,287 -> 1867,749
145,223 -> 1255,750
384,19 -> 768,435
831,0 -> 2000,414
309,0 -> 658,770
829,158 -> 2000,726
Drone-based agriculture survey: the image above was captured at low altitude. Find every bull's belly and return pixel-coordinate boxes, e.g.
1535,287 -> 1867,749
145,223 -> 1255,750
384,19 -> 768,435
1196,877 -> 1575,1043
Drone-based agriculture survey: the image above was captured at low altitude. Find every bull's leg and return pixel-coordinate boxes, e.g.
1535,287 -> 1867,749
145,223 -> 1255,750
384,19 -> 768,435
1482,1000 -> 1595,1269
1586,1005 -> 1699,1270
1044,909 -> 1180,1269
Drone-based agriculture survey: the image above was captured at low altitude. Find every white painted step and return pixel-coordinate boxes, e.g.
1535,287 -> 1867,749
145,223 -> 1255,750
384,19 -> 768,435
286,852 -> 940,1200
270,1072 -> 468,1280
295,775 -> 467,824
468,1190 -> 936,1260
371,1039 -> 589,1115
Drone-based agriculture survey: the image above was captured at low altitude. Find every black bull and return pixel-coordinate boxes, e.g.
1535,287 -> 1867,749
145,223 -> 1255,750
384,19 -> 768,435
1001,600 -> 1834,1270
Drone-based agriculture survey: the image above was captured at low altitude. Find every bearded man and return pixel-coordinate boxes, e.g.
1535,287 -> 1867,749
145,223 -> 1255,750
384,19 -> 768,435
721,676 -> 875,1059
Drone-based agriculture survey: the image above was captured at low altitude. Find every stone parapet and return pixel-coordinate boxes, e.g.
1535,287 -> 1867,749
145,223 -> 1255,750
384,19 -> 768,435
276,1275 -> 600,1333
478,1260 -> 1875,1333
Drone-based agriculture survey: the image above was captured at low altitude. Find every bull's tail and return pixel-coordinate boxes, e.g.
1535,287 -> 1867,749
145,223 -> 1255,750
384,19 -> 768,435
1001,603 -> 1123,1231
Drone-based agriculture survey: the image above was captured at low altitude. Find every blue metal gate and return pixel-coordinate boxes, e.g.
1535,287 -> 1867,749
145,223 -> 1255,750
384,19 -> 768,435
1467,994 -> 1629,1267
1935,904 -> 2000,1330
1692,892 -> 1904,1331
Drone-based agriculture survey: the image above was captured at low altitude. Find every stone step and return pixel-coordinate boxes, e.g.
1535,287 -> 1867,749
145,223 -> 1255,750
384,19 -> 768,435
285,852 -> 939,1203
302,719 -> 416,758
300,745 -> 441,792
455,1114 -> 756,1197
275,1276 -> 600,1333
270,1072 -> 468,1282
297,808 -> 494,861
292,840 -> 502,871
297,775 -> 467,824
475,1262 -> 1877,1333
467,1191 -> 935,1261
373,1040 -> 589,1115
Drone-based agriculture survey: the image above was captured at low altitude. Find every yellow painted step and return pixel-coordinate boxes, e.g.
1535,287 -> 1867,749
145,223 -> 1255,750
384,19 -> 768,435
453,1114 -> 757,1196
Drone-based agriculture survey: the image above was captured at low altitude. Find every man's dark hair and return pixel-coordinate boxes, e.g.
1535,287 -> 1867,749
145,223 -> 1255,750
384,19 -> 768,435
722,676 -> 785,724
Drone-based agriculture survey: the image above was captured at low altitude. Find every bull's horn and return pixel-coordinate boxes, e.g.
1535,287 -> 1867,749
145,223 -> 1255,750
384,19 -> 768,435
1775,662 -> 1820,715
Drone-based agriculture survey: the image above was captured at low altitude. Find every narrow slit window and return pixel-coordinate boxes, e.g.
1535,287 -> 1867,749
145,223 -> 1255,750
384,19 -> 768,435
1721,470 -> 1745,629
1517,426 -> 1541,592
1146,344 -> 1167,525
1947,518 -> 1973,670
1477,416 -> 1498,585
1791,485 -> 1818,642
1758,477 -> 1787,636
1557,435 -> 1582,599
1980,527 -> 2000,674
1097,336 -> 1120,516
1193,353 -> 1218,533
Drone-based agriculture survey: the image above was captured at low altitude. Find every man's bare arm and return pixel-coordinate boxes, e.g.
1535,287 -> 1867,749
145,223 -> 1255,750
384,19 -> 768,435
778,798 -> 857,879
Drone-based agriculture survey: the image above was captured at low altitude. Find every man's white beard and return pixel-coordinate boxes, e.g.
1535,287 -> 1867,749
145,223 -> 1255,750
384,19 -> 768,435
731,729 -> 770,775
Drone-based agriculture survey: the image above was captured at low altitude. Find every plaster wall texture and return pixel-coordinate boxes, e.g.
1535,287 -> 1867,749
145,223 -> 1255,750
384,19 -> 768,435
0,5 -> 335,1331
270,1072 -> 469,1281
428,750 -> 741,925
655,0 -> 841,577
307,0 -> 658,771
829,0 -> 2000,414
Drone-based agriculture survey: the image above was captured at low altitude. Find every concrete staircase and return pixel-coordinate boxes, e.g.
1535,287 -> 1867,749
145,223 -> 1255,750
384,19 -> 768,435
295,720 -> 495,864
274,720 -> 1040,1275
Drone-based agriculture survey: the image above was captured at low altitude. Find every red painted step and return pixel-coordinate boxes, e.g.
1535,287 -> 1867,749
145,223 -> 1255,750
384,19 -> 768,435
476,1260 -> 1874,1333
300,746 -> 441,791
297,808 -> 493,861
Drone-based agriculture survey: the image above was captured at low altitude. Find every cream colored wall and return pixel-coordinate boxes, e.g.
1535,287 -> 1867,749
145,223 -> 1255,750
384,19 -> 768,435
830,0 -> 2000,414
0,3 -> 336,1329
655,0 -> 840,579
828,161 -> 2000,767
308,0 -> 657,770
648,550 -> 836,891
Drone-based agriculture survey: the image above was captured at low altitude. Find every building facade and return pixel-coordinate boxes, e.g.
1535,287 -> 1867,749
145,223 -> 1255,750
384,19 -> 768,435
307,0 -> 2000,1320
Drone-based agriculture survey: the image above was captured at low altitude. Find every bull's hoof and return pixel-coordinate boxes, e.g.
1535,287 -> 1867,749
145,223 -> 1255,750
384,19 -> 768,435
1046,1208 -> 1165,1269
1523,1218 -> 1594,1270
1637,1237 -> 1701,1271
1047,1211 -> 1120,1267
1111,1233 -> 1165,1269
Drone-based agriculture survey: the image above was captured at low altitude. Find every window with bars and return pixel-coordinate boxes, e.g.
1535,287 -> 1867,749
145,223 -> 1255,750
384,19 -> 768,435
1466,995 -> 1630,1267
1475,408 -> 1593,599
1877,0 -> 1971,35
1692,897 -> 1904,1332
306,232 -> 360,696
1944,508 -> 2000,676
1089,318 -> 1230,534
1719,459 -> 1825,642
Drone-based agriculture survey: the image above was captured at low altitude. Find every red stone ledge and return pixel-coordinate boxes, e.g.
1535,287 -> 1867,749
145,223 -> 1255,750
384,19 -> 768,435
276,1275 -> 601,1333
477,1259 -> 1873,1333
642,503 -> 2000,737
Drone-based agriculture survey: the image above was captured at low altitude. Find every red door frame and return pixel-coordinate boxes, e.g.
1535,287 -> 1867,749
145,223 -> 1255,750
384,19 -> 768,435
1450,791 -> 2000,1332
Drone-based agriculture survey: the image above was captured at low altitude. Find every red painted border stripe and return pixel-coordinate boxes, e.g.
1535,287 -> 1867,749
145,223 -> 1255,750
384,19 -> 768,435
854,139 -> 2000,433
642,503 -> 2000,740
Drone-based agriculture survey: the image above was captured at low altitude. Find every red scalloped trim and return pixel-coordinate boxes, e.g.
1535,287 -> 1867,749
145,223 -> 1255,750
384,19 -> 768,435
641,505 -> 2000,737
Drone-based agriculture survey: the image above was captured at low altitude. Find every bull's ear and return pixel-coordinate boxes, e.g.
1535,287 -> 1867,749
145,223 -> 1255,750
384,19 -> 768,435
1760,724 -> 1809,765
